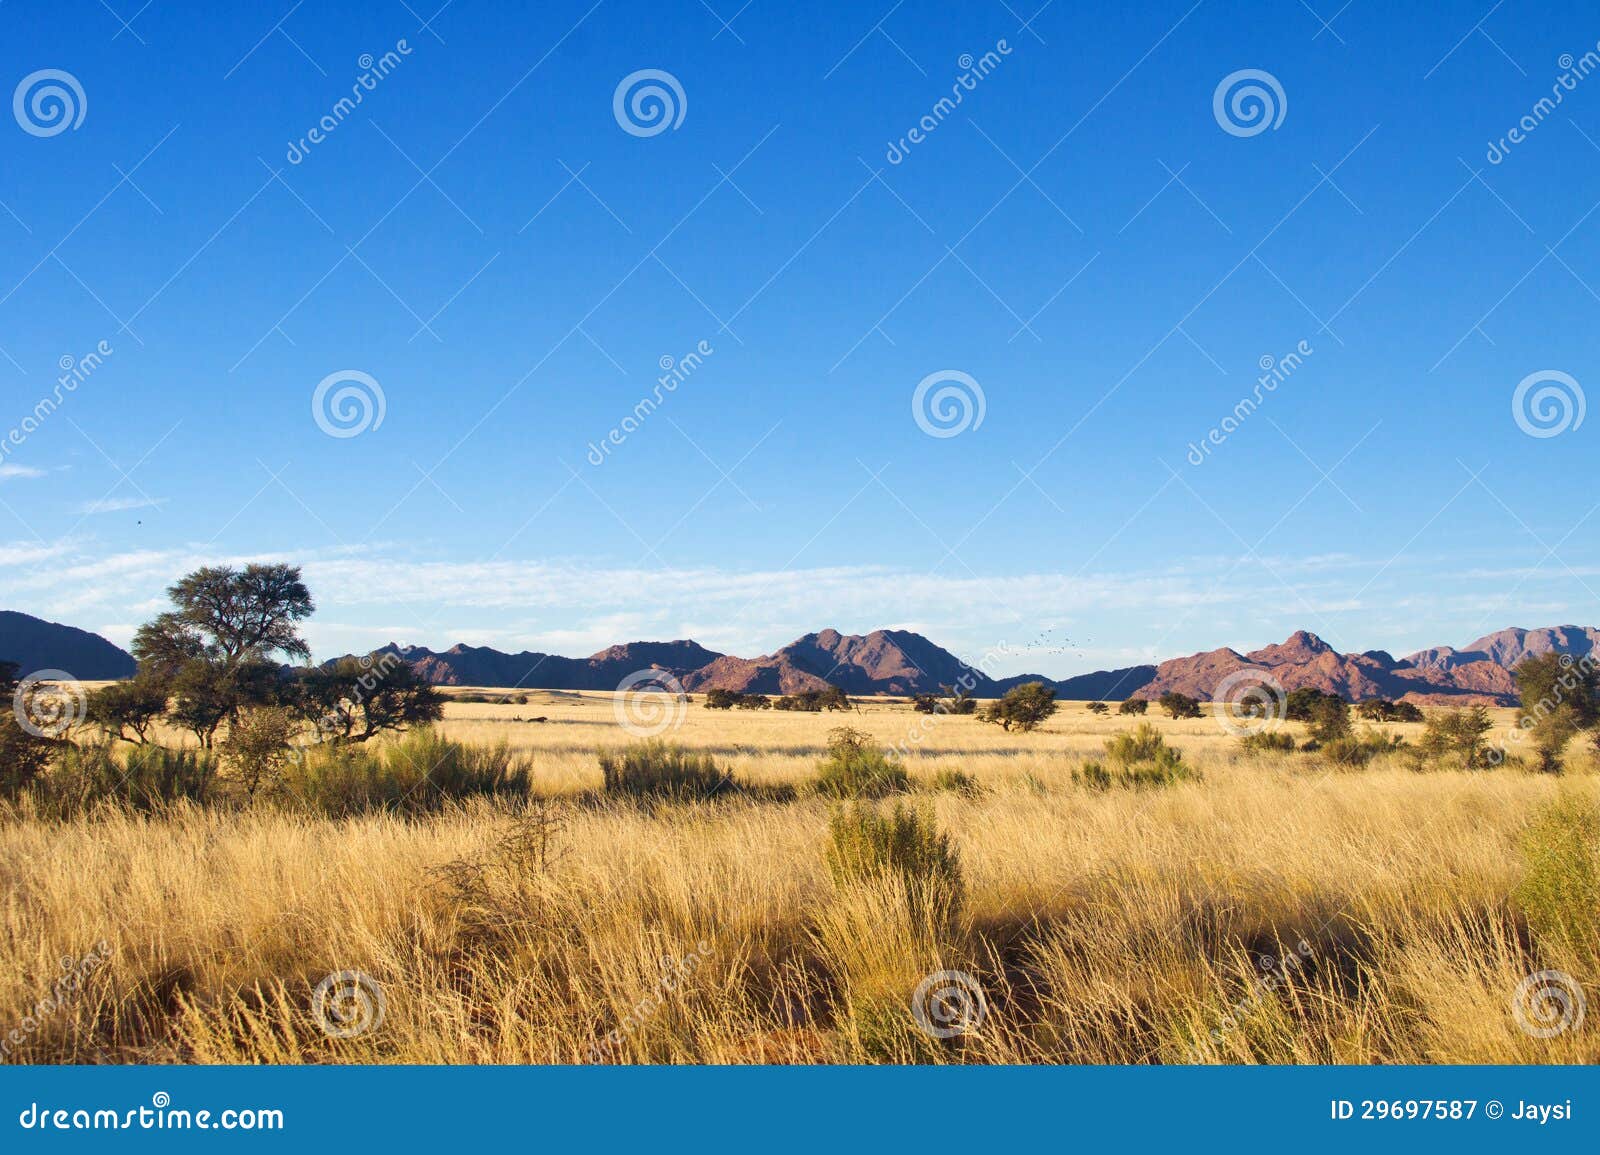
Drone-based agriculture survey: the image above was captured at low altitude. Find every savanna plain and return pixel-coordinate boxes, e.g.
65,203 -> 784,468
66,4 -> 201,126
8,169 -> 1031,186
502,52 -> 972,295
2,691 -> 1596,1065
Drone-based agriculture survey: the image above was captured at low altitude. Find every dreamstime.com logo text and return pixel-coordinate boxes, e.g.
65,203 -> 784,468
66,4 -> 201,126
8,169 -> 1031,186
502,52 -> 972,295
287,40 -> 414,164
885,40 -> 1013,164
17,1093 -> 284,1132
1186,340 -> 1312,465
2,341 -> 113,466
587,341 -> 713,465
1487,46 -> 1600,164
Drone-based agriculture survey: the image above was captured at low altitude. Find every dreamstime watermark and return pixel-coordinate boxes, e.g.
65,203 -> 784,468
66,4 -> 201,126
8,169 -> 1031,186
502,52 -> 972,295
912,369 -> 985,438
911,969 -> 987,1039
885,40 -> 1013,164
1512,970 -> 1586,1039
1486,651 -> 1600,767
588,940 -> 714,1061
13,69 -> 85,137
310,970 -> 386,1039
1212,667 -> 1287,737
1213,69 -> 1286,137
613,69 -> 686,137
13,669 -> 86,739
286,40 -> 413,164
1,941 -> 110,1060
1185,940 -> 1313,1060
1,341 -> 113,466
1487,46 -> 1600,164
1186,340 -> 1312,465
312,369 -> 386,438
1512,369 -> 1584,438
614,668 -> 688,737
17,1093 -> 284,1132
586,340 -> 714,466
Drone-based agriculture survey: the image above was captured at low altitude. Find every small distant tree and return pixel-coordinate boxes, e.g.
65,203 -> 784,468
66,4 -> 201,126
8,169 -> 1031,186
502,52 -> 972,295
1086,701 -> 1109,715
1285,687 -> 1344,722
1412,705 -> 1496,771
704,688 -> 739,709
775,685 -> 851,712
735,693 -> 772,710
980,681 -> 1058,733
1158,692 -> 1202,720
1306,696 -> 1352,745
86,676 -> 168,744
1118,698 -> 1149,716
912,693 -> 938,714
294,655 -> 443,744
1514,653 -> 1600,772
1357,698 -> 1424,724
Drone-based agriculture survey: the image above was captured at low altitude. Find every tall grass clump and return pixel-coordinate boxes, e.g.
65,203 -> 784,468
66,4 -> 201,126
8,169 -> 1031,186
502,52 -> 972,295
1077,722 -> 1197,790
598,740 -> 731,800
814,727 -> 908,798
1515,792 -> 1600,970
282,728 -> 533,815
34,743 -> 218,816
825,801 -> 962,923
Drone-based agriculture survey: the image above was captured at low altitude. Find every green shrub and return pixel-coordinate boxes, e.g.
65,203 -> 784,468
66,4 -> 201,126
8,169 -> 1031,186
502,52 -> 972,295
1157,692 -> 1203,719
815,727 -> 909,798
283,728 -> 533,815
1118,699 -> 1149,716
1238,730 -> 1296,754
598,740 -> 731,800
1515,793 -> 1600,969
40,743 -> 217,815
1408,706 -> 1496,771
929,768 -> 984,798
1316,729 -> 1403,768
825,802 -> 962,922
1085,723 -> 1199,789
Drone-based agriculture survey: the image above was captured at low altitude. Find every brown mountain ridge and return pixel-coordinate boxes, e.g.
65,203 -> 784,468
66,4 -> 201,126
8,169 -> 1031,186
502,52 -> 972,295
338,624 -> 1596,705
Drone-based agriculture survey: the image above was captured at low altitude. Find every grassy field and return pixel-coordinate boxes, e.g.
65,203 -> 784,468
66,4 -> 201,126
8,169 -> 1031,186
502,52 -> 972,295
1,692 -> 1595,1064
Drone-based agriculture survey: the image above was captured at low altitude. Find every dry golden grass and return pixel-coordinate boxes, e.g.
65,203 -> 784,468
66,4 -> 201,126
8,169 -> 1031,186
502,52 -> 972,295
1,694 -> 1595,1065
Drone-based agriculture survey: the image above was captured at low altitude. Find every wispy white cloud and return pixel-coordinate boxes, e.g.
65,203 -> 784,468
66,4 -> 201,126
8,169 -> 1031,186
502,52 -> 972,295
74,496 -> 169,515
0,464 -> 44,481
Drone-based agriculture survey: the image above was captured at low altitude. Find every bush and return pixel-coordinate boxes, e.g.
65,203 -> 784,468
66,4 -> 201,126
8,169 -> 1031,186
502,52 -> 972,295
704,688 -> 738,709
1285,687 -> 1344,722
1516,793 -> 1600,968
1158,692 -> 1202,719
825,802 -> 962,922
1118,698 -> 1149,716
1305,697 -> 1352,745
913,687 -> 976,716
929,768 -> 984,798
735,693 -> 773,710
775,685 -> 850,712
598,740 -> 731,800
1356,698 -> 1423,723
1086,701 -> 1109,715
815,727 -> 908,798
979,682 -> 1058,732
1315,729 -> 1403,768
1082,723 -> 1198,789
1239,731 -> 1296,754
224,705 -> 297,798
39,743 -> 217,815
282,728 -> 534,815
1408,706 -> 1496,771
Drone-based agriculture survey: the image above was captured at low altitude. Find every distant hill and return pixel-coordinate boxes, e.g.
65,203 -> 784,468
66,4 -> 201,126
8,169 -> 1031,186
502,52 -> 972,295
0,610 -> 136,680
1129,627 -> 1590,706
334,622 -> 1598,705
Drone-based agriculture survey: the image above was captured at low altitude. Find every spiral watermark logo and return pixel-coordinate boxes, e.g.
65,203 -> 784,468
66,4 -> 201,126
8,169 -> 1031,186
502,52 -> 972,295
310,970 -> 386,1039
13,69 -> 86,137
910,969 -> 987,1039
1512,970 -> 1586,1038
13,669 -> 86,739
613,69 -> 686,138
1512,370 -> 1584,438
1212,667 -> 1287,737
312,370 -> 386,438
613,668 -> 688,736
1212,69 -> 1286,138
912,370 -> 986,438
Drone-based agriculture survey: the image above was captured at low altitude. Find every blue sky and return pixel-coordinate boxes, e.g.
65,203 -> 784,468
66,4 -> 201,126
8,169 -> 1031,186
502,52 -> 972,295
1,0 -> 1597,675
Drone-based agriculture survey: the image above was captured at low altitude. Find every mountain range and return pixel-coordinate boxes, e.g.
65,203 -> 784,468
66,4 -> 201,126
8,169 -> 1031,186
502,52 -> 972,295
5,609 -> 1593,706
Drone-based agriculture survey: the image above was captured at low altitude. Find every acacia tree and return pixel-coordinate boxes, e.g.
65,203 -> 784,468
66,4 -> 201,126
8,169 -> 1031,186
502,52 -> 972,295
295,655 -> 443,743
1514,653 -> 1600,772
980,682 -> 1058,733
0,660 -> 55,796
130,563 -> 314,747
